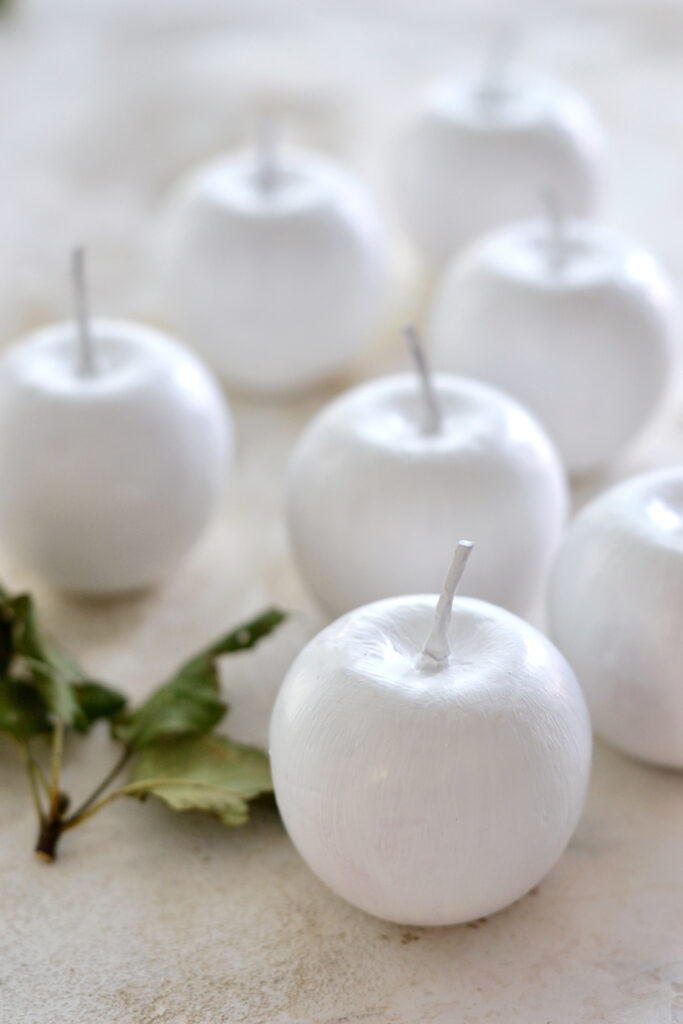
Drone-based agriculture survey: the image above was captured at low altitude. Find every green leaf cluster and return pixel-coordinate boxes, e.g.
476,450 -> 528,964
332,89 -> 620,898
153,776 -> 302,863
0,586 -> 286,850
0,588 -> 126,740
113,607 -> 285,751
112,607 -> 284,824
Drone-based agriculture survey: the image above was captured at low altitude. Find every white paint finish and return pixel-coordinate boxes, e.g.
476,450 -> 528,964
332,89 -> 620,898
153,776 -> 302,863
392,68 -> 604,265
403,324 -> 442,436
164,145 -> 389,394
429,218 -> 677,474
419,539 -> 473,665
0,319 -> 232,593
286,372 -> 567,618
1,1 -> 683,1021
270,591 -> 592,925
549,466 -> 683,768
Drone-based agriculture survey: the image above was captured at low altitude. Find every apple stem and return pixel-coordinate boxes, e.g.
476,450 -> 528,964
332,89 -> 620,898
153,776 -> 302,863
541,187 -> 568,272
71,246 -> 96,377
403,324 -> 441,435
420,541 -> 474,667
478,25 -> 519,105
255,112 -> 280,192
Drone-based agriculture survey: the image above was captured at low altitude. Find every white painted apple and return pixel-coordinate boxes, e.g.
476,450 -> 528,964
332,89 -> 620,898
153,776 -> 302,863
0,306 -> 232,594
429,217 -> 676,475
549,466 -> 683,768
270,542 -> 592,925
164,127 -> 388,394
286,360 -> 567,618
392,66 -> 603,264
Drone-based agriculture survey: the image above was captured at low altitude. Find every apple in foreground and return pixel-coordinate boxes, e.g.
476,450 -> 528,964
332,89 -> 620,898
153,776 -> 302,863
270,542 -> 592,925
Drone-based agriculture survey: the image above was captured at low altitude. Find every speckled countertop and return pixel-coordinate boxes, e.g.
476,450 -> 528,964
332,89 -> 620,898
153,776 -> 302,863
1,1 -> 683,1021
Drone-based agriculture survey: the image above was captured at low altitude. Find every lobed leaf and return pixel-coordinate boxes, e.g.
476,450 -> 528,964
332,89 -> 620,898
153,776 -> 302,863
7,593 -> 88,728
111,668 -> 225,751
0,589 -> 127,735
0,603 -> 14,676
124,734 -> 273,826
72,681 -> 127,729
0,677 -> 51,742
114,607 -> 286,751
174,607 -> 287,688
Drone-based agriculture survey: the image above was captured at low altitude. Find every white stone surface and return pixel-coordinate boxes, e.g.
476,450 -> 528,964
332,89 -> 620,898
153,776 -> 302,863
1,1 -> 683,1022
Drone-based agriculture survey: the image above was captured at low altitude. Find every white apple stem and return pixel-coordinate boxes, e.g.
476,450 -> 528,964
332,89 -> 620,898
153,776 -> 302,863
541,187 -> 568,273
403,324 -> 441,435
255,112 -> 280,192
420,541 -> 474,667
71,246 -> 96,377
478,25 -> 519,105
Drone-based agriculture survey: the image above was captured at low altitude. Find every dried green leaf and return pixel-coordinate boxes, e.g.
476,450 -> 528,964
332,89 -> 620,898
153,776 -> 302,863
6,593 -> 88,728
174,607 -> 287,688
124,734 -> 272,826
9,593 -> 88,682
112,666 -> 225,751
0,592 -> 127,733
0,605 -> 14,677
0,677 -> 51,741
72,681 -> 127,729
114,607 -> 286,751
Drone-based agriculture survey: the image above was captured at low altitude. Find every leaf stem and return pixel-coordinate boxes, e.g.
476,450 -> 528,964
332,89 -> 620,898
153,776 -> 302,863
48,717 -> 64,818
61,786 -> 127,831
28,743 -> 51,796
64,747 -> 131,826
20,744 -> 45,824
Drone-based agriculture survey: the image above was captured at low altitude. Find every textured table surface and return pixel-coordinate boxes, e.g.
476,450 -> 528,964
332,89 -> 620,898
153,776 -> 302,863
1,2 -> 683,1022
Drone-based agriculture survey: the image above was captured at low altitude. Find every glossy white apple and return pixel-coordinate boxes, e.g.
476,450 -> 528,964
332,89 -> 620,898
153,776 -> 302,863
392,65 -> 603,264
164,123 -> 388,394
286,346 -> 567,618
549,466 -> 683,768
0,254 -> 232,593
429,216 -> 676,474
270,542 -> 592,925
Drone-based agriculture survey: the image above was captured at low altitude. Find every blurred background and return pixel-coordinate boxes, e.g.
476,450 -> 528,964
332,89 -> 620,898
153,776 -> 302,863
1,0 -> 682,347
2,10 -> 683,1023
